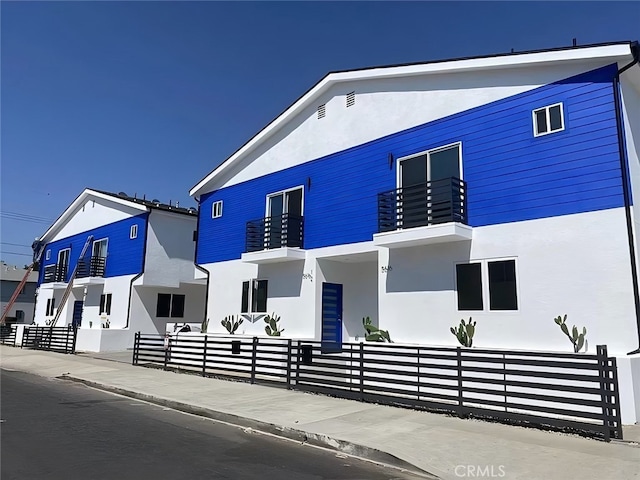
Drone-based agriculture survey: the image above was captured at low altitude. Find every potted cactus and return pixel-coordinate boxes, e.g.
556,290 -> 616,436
264,313 -> 284,336
221,315 -> 243,334
362,316 -> 392,342
554,314 -> 587,353
451,318 -> 476,347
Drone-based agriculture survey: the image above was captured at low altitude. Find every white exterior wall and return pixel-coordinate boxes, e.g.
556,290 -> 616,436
216,60 -> 612,189
143,211 -> 198,287
50,198 -> 142,242
378,208 -> 636,355
129,281 -> 206,337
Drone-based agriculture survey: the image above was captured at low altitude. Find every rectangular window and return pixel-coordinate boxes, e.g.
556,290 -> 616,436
192,230 -> 197,241
488,260 -> 518,310
456,263 -> 483,310
57,248 -> 71,280
533,103 -> 564,136
45,249 -> 51,261
212,200 -> 223,219
16,310 -> 24,322
156,293 -> 184,318
100,293 -> 112,315
171,294 -> 185,318
46,298 -> 56,316
130,224 -> 138,239
241,279 -> 268,313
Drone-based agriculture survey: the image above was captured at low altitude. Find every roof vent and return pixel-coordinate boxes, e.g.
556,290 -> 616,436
346,91 -> 355,108
317,104 -> 326,119
118,192 -> 128,197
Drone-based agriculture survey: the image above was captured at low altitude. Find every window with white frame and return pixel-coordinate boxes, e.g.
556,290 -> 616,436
156,293 -> 185,318
100,293 -> 112,315
456,259 -> 518,311
212,200 -> 223,219
45,249 -> 51,261
533,103 -> 564,136
46,298 -> 56,316
130,224 -> 138,239
241,279 -> 268,314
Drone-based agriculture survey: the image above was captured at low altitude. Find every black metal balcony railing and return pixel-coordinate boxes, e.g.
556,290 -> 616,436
43,263 -> 68,283
76,256 -> 106,278
378,177 -> 468,233
246,214 -> 304,253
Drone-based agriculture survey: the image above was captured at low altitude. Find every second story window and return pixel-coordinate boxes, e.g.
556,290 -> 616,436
130,224 -> 138,239
212,200 -> 223,219
45,249 -> 51,261
533,103 -> 564,137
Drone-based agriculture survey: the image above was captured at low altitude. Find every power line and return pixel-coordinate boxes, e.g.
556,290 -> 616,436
0,210 -> 54,221
0,242 -> 31,248
0,251 -> 33,257
0,215 -> 52,225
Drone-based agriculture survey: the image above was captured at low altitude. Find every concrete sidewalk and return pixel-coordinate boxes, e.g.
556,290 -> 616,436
1,346 -> 638,480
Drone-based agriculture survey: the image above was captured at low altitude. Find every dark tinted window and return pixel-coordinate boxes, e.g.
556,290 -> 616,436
156,293 -> 171,317
489,260 -> 518,310
549,104 -> 563,131
100,294 -> 112,315
456,263 -> 483,310
241,281 -> 250,313
171,294 -> 185,318
254,280 -> 268,313
535,109 -> 547,135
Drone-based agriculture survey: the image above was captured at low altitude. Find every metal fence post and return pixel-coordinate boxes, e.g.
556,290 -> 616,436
597,345 -> 614,442
294,340 -> 301,388
250,337 -> 258,384
202,335 -> 208,377
286,338 -> 292,389
359,342 -> 364,401
457,347 -> 464,417
163,335 -> 170,371
132,332 -> 140,365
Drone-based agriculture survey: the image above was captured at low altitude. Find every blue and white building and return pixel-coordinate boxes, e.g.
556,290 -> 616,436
33,189 -> 206,352
190,42 -> 640,422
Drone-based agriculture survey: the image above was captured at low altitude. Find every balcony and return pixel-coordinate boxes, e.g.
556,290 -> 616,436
373,177 -> 472,248
74,256 -> 107,285
242,214 -> 306,264
42,264 -> 68,287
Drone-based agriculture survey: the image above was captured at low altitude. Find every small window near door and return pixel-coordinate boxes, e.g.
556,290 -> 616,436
16,310 -> 24,322
241,279 -> 268,314
46,298 -> 56,316
533,103 -> 564,136
456,263 -> 483,310
130,224 -> 138,239
100,293 -> 112,315
488,260 -> 518,310
45,249 -> 51,260
212,201 -> 223,219
156,293 -> 185,318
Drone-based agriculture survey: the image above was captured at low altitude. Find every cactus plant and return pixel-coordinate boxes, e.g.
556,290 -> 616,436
554,314 -> 587,353
450,317 -> 476,347
362,316 -> 392,342
264,313 -> 284,336
221,315 -> 243,335
201,317 -> 209,334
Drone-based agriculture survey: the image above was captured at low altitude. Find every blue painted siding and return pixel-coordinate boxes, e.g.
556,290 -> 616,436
198,64 -> 623,264
38,214 -> 147,285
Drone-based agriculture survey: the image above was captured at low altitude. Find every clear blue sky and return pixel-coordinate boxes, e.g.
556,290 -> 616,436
1,1 -> 638,267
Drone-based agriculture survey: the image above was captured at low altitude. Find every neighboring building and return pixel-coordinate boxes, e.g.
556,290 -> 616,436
190,42 -> 640,422
33,189 -> 206,352
0,263 -> 38,324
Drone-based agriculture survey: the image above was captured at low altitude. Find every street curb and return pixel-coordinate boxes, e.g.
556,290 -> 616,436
59,374 -> 439,479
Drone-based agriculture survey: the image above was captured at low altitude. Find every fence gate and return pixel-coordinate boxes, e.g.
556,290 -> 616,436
22,325 -> 77,354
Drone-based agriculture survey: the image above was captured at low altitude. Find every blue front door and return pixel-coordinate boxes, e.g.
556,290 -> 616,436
321,283 -> 343,353
72,300 -> 83,328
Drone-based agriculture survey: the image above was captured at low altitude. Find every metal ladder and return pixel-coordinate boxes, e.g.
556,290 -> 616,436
50,235 -> 94,327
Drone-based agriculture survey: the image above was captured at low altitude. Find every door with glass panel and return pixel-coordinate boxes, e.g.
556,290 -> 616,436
399,144 -> 461,228
91,239 -> 108,276
267,188 -> 303,249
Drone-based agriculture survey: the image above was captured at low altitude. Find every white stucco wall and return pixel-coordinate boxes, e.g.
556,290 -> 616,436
143,211 -> 198,287
215,60 -> 613,190
50,198 -> 143,242
378,207 -> 636,355
129,282 -> 206,336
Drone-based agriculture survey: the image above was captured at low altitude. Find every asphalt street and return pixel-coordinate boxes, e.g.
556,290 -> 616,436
0,369 -> 424,480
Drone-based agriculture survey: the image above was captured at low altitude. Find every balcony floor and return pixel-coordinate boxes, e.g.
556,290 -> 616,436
373,222 -> 473,248
241,247 -> 306,264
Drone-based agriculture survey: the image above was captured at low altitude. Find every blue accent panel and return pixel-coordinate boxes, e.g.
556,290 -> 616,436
198,64 -> 623,264
38,214 -> 147,285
